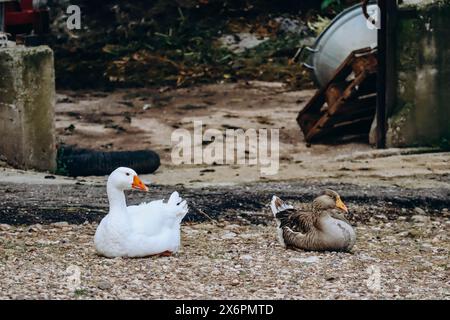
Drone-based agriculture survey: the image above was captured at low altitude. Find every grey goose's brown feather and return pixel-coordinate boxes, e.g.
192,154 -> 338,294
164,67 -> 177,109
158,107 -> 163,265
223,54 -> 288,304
275,208 -> 315,234
270,190 -> 356,252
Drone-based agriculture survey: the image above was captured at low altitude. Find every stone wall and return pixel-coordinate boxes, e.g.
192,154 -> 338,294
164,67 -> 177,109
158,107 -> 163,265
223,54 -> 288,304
0,46 -> 56,171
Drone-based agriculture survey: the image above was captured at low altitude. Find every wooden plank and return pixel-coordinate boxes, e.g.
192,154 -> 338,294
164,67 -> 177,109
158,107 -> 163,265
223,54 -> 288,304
297,48 -> 378,143
328,71 -> 368,116
297,47 -> 374,119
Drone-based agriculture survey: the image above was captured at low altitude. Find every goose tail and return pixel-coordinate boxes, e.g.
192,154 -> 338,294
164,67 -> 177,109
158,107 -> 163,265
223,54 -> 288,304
270,195 -> 293,216
168,191 -> 188,221
168,191 -> 182,206
270,196 -> 294,248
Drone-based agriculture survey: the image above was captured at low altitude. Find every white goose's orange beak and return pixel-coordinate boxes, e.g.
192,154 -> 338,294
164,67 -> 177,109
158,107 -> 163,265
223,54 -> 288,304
336,198 -> 348,214
132,175 -> 149,192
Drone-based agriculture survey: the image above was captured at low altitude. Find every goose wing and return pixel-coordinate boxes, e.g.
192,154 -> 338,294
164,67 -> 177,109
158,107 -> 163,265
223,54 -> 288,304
128,191 -> 188,236
282,210 -> 315,234
270,196 -> 314,234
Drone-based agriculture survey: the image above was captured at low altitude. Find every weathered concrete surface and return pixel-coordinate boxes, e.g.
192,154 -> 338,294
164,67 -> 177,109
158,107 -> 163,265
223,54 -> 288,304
386,1 -> 450,148
0,46 -> 56,171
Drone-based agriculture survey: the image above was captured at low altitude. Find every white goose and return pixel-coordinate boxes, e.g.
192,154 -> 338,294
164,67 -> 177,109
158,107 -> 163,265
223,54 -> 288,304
94,167 -> 188,258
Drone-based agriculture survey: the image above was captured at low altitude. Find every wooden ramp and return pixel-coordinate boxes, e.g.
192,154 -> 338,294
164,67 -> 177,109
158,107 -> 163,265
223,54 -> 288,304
297,47 -> 377,143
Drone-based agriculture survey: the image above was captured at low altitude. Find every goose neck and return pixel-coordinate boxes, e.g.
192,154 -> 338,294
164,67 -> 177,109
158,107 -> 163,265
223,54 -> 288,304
107,184 -> 128,214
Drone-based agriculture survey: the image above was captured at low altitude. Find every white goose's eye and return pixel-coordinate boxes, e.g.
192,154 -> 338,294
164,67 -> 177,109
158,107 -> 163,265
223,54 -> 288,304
126,173 -> 130,176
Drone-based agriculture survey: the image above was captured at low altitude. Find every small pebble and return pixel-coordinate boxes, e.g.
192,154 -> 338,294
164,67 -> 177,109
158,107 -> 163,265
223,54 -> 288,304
97,280 -> 112,290
52,222 -> 69,228
414,207 -> 426,215
289,256 -> 319,264
411,215 -> 430,224
221,232 -> 237,240
0,224 -> 12,231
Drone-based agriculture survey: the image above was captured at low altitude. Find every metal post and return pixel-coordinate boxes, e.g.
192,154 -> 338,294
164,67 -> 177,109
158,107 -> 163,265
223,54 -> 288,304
376,0 -> 387,148
385,0 -> 397,121
376,0 -> 397,149
0,3 -> 4,33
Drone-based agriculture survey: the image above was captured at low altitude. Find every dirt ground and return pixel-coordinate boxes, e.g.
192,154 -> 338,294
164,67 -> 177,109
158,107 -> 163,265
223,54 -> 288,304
0,83 -> 449,299
55,81 -> 312,160
54,81 -> 450,188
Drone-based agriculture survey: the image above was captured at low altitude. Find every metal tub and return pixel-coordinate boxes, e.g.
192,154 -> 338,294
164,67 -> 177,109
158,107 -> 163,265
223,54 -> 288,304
304,2 -> 378,87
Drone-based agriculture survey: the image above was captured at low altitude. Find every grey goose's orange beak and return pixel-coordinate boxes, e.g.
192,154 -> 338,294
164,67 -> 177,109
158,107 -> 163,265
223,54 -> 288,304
335,198 -> 349,214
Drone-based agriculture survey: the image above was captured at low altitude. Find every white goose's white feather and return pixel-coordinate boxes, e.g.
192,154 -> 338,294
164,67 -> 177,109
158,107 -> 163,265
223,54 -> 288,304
94,168 -> 188,258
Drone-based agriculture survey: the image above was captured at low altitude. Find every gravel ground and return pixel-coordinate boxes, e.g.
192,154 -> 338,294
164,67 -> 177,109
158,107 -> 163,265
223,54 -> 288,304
0,211 -> 448,299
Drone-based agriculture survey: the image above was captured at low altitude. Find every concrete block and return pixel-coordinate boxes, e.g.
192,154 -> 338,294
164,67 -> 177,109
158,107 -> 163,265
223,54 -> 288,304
0,45 -> 56,171
387,2 -> 450,148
